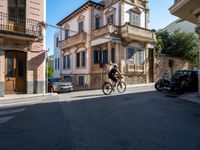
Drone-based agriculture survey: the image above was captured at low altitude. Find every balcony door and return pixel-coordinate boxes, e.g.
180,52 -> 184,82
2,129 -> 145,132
5,51 -> 27,94
8,0 -> 26,33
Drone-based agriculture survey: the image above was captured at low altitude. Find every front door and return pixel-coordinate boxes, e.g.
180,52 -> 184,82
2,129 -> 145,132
5,51 -> 27,94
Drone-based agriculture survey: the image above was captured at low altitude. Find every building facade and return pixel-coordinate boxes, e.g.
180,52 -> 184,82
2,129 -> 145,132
169,0 -> 200,94
0,0 -> 46,96
57,0 -> 155,90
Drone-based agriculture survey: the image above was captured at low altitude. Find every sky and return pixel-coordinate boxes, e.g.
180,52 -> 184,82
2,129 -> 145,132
46,0 -> 178,55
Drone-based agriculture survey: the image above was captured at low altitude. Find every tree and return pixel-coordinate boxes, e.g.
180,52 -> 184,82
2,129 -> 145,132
48,59 -> 54,77
156,30 -> 198,63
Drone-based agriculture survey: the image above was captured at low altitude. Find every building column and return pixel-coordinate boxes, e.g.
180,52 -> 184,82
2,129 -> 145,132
196,15 -> 200,95
108,42 -> 112,63
115,43 -> 120,64
144,44 -> 149,83
0,50 -> 5,97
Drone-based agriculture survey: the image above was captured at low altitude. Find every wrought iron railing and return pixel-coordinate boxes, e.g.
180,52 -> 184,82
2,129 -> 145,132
0,12 -> 40,37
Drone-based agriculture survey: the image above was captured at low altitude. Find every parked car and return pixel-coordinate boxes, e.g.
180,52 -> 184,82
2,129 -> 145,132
48,77 -> 73,93
171,70 -> 198,92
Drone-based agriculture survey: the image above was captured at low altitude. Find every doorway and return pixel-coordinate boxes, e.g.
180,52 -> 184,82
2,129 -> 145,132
5,51 -> 27,94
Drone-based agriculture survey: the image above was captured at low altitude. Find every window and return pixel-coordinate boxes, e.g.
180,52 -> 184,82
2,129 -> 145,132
82,51 -> 86,67
58,58 -> 60,69
65,29 -> 69,39
128,47 -> 134,59
107,14 -> 114,24
56,37 -> 59,47
94,49 -> 102,64
78,21 -> 84,33
63,56 -> 66,69
78,76 -> 85,86
93,49 -> 108,64
67,55 -> 70,69
95,16 -> 100,29
64,76 -> 72,82
137,50 -> 144,64
130,13 -> 140,26
55,58 -> 57,70
111,48 -> 115,63
76,53 -> 80,68
103,50 -> 108,64
8,0 -> 26,19
128,47 -> 135,64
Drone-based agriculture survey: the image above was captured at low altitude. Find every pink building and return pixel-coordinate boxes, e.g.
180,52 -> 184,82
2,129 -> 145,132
0,0 -> 46,96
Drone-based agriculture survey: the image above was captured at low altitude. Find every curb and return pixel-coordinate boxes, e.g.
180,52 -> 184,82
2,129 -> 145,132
127,83 -> 154,88
0,93 -> 57,102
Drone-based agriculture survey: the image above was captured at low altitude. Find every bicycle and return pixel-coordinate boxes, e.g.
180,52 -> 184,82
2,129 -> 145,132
102,76 -> 126,95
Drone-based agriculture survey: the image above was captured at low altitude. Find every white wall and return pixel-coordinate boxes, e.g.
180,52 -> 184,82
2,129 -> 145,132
123,2 -> 146,28
102,2 -> 120,26
54,32 -> 61,78
61,10 -> 90,40
60,10 -> 90,76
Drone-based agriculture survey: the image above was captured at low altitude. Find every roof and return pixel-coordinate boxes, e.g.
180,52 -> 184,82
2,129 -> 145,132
57,1 -> 104,26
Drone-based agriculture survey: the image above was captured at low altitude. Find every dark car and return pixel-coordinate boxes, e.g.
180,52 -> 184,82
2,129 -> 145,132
171,70 -> 198,92
48,77 -> 73,93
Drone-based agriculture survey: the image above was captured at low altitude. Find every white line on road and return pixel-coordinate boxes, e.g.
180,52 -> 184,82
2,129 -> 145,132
0,108 -> 26,115
0,116 -> 14,124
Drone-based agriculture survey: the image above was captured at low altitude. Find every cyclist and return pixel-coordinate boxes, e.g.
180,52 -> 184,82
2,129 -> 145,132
108,65 -> 123,84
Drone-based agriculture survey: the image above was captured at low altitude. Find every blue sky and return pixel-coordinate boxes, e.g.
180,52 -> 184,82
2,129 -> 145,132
46,0 -> 178,55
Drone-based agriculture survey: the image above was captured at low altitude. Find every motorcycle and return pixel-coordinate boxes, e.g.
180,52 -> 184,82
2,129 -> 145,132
155,73 -> 171,92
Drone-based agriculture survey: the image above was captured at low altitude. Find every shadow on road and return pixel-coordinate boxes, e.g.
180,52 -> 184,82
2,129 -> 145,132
0,91 -> 200,150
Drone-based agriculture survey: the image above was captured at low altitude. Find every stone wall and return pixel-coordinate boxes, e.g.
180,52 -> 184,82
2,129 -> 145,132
154,55 -> 191,81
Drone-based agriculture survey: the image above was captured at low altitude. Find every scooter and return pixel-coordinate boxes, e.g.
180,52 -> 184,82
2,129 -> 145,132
155,73 -> 171,92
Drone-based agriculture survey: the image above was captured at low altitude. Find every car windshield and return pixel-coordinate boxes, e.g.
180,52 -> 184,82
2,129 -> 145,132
49,78 -> 59,83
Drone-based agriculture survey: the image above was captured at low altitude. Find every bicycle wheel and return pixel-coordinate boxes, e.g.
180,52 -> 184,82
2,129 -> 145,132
117,81 -> 126,93
102,82 -> 113,95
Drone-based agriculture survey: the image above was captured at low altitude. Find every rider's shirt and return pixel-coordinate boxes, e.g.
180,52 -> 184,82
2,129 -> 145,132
109,67 -> 117,78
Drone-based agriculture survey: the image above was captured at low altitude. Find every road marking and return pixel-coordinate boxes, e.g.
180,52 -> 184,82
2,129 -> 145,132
0,108 -> 26,115
0,116 -> 14,124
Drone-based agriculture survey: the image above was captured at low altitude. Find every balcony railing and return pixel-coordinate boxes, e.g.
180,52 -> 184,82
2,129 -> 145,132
0,12 -> 40,38
59,32 -> 86,50
126,64 -> 144,73
92,24 -> 119,38
121,23 -> 154,42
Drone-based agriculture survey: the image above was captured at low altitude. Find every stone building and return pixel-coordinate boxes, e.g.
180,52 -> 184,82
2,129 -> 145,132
169,0 -> 200,94
0,0 -> 46,96
56,0 -> 155,90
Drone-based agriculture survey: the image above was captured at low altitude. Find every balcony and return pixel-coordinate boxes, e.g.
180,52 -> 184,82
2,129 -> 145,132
126,64 -> 144,73
169,0 -> 200,24
59,32 -> 86,50
0,12 -> 40,39
92,24 -> 119,39
121,23 -> 154,43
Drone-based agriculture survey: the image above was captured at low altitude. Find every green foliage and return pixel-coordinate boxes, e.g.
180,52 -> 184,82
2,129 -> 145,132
48,59 -> 54,77
156,30 -> 199,63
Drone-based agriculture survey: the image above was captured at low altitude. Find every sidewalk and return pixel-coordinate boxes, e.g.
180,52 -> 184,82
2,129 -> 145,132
179,92 -> 200,104
0,93 -> 57,105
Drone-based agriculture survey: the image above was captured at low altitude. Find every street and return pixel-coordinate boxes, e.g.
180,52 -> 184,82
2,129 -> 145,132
0,85 -> 200,150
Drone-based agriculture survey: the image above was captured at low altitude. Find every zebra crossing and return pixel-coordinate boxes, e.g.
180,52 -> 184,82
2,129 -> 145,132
0,107 -> 27,125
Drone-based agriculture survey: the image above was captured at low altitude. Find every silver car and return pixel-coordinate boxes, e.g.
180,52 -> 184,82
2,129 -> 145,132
48,78 -> 73,93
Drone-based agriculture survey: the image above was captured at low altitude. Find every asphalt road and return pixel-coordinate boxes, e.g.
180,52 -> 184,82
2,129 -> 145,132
0,86 -> 200,150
